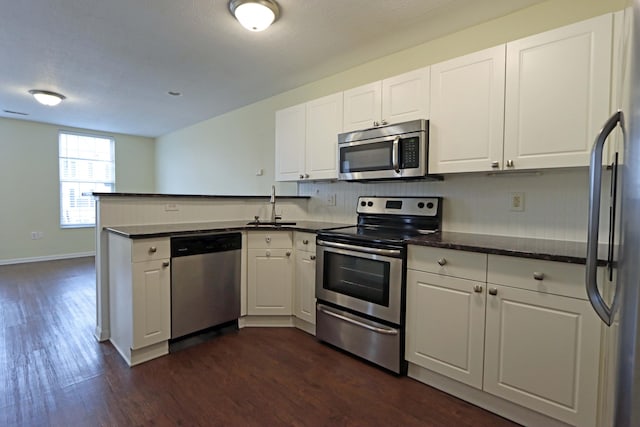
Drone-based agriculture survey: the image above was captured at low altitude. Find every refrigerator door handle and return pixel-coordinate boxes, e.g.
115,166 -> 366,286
586,110 -> 623,326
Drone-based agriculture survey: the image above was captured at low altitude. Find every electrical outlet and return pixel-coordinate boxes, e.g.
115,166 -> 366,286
31,231 -> 44,240
164,203 -> 179,212
510,192 -> 525,212
326,193 -> 336,206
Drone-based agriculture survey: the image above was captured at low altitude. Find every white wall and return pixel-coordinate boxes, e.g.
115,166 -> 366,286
155,0 -> 621,198
0,117 -> 155,264
299,168 -> 610,243
154,0 -> 622,242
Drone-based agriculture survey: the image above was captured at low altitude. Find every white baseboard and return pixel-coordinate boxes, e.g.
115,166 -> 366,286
0,251 -> 95,266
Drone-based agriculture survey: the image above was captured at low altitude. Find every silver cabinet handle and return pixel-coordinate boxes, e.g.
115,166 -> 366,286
381,119 -> 388,126
162,261 -> 170,268
266,250 -> 271,257
265,236 -> 271,243
533,272 -> 544,281
491,161 -> 500,168
299,174 -> 304,179
149,246 -> 157,253
318,304 -> 398,335
488,288 -> 498,296
473,285 -> 483,293
373,121 -> 379,127
286,251 -> 291,257
437,258 -> 447,266
310,255 -> 316,261
587,111 -> 623,326
506,159 -> 514,168
302,239 -> 309,245
304,173 -> 310,179
392,136 -> 400,173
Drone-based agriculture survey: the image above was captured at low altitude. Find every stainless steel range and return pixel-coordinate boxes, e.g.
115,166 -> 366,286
315,196 -> 442,374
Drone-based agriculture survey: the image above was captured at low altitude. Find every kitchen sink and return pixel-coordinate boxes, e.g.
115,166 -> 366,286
246,221 -> 297,227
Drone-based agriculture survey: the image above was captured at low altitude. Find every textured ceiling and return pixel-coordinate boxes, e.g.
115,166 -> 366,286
0,0 -> 544,137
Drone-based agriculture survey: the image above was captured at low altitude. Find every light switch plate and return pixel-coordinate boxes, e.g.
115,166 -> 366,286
510,192 -> 524,212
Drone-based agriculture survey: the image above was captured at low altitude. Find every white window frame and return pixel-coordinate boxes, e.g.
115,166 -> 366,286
59,131 -> 115,228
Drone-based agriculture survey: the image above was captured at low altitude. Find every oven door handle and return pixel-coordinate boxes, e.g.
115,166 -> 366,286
317,304 -> 399,335
317,240 -> 402,257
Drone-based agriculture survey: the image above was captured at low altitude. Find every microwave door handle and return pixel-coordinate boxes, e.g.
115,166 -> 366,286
586,110 -> 622,326
392,136 -> 400,173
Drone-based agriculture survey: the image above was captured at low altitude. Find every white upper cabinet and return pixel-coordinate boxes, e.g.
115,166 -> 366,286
428,14 -> 613,174
429,46 -> 506,173
275,93 -> 342,182
305,93 -> 343,180
503,14 -> 613,170
343,81 -> 382,132
275,103 -> 306,181
343,67 -> 430,132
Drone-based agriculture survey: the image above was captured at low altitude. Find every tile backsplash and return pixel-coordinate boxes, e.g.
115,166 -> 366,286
299,168 -> 610,243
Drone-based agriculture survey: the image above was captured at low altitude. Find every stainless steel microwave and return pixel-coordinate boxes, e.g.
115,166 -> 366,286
338,119 -> 435,181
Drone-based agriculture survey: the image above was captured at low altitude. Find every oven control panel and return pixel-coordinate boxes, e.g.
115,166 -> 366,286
356,196 -> 440,216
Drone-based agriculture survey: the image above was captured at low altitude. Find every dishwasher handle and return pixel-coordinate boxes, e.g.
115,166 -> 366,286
171,232 -> 242,257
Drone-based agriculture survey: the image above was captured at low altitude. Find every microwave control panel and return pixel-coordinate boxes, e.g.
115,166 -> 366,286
401,137 -> 420,168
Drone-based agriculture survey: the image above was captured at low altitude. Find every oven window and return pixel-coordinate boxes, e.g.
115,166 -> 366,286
340,141 -> 393,173
323,251 -> 390,306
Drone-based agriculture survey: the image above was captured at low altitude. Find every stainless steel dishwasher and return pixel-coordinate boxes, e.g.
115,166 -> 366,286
170,232 -> 241,340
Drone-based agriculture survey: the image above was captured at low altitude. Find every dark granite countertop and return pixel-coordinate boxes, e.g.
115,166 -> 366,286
105,220 -> 351,239
92,192 -> 309,200
407,231 -> 608,265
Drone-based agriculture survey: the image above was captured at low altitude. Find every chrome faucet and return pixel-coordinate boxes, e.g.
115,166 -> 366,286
270,185 -> 278,223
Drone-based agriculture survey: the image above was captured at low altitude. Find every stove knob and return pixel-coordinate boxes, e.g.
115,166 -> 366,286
367,201 -> 373,207
427,202 -> 434,209
417,202 -> 425,209
360,201 -> 366,207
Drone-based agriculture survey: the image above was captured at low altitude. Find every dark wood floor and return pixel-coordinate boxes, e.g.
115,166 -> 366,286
0,257 -> 520,427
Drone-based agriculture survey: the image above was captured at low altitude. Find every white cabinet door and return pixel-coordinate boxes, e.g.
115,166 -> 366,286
343,81 -> 382,132
247,248 -> 293,315
131,259 -> 171,350
406,270 -> 486,389
275,103 -> 306,181
305,92 -> 343,180
504,14 -> 612,170
429,46 -> 506,173
381,67 -> 430,125
294,252 -> 316,324
483,284 -> 601,427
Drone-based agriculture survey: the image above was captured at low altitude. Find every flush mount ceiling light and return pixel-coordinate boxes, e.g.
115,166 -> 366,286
229,0 -> 280,32
28,89 -> 66,106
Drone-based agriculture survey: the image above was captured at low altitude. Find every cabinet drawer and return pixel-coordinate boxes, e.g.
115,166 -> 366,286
487,255 -> 589,300
247,231 -> 292,249
132,238 -> 170,263
408,245 -> 487,281
294,232 -> 316,252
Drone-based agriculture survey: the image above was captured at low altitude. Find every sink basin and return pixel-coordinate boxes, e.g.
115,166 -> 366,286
246,221 -> 297,227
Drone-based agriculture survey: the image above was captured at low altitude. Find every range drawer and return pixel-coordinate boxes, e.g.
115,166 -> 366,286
408,245 -> 487,282
132,238 -> 170,262
247,231 -> 292,249
487,254 -> 590,300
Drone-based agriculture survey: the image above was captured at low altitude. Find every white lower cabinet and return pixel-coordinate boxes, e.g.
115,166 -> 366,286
406,245 -> 603,427
406,270 -> 486,389
483,284 -> 601,427
247,232 -> 294,316
108,234 -> 171,366
293,232 -> 316,325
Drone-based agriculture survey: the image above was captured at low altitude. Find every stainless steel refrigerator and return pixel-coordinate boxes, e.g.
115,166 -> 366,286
586,2 -> 640,426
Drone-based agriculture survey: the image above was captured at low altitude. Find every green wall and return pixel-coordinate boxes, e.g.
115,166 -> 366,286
0,118 -> 155,263
155,0 -> 623,196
